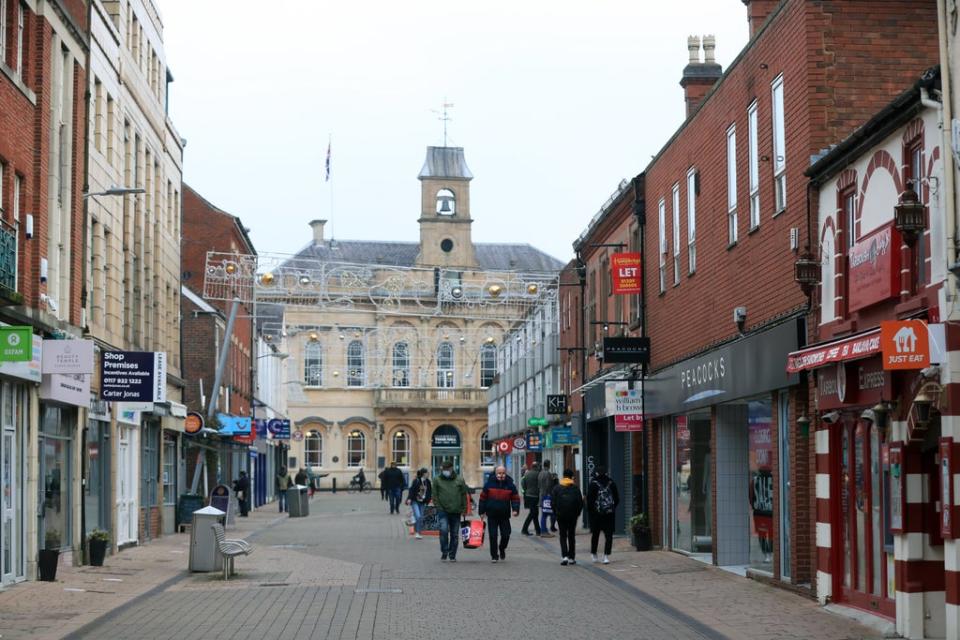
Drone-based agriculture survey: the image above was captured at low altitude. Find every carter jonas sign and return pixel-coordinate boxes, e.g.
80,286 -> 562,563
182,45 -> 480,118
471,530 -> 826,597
100,351 -> 167,402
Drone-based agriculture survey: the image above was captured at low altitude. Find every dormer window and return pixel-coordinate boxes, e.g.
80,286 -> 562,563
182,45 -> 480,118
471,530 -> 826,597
436,189 -> 456,215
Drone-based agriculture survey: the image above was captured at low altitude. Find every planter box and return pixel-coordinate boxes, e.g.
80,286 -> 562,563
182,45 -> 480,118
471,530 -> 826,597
38,549 -> 59,581
633,528 -> 652,551
89,539 -> 108,566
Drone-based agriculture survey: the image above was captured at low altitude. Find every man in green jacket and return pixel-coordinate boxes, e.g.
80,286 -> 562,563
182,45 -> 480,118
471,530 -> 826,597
432,461 -> 468,562
520,462 -> 541,536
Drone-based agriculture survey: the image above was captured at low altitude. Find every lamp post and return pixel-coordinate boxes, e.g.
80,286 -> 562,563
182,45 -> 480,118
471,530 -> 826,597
252,349 -> 289,507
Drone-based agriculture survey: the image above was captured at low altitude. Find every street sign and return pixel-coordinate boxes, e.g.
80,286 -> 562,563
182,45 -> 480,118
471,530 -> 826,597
527,416 -> 548,427
547,394 -> 568,415
602,336 -> 650,364
0,326 -> 32,362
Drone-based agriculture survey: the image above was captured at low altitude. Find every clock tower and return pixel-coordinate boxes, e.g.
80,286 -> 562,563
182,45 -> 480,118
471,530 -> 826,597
415,146 -> 479,268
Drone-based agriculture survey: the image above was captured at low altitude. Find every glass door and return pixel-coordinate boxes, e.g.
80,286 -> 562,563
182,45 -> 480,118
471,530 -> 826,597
836,417 -> 894,617
778,391 -> 791,579
2,429 -> 15,584
116,426 -> 138,545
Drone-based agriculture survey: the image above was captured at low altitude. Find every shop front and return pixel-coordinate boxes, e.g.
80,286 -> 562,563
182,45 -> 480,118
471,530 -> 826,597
85,398 -> 112,536
583,384 -> 628,533
0,380 -> 29,585
646,317 -> 801,576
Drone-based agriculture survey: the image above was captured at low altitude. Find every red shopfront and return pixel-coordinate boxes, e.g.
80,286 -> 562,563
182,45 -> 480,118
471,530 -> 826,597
817,355 -> 898,617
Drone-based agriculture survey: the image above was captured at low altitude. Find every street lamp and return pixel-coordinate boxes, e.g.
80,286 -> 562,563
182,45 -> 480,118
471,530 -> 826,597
83,186 -> 146,199
258,352 -> 289,360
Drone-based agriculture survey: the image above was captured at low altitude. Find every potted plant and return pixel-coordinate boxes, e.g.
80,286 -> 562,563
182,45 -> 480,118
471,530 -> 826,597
38,528 -> 61,581
629,513 -> 652,551
88,529 -> 109,566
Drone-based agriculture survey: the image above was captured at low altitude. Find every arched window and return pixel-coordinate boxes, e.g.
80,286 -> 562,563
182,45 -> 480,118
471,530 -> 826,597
347,340 -> 365,387
480,431 -> 494,467
392,342 -> 410,387
347,430 -> 366,467
392,430 -> 410,466
304,342 -> 323,387
305,430 -> 323,467
436,188 -> 455,215
480,344 -> 497,388
436,342 -> 455,388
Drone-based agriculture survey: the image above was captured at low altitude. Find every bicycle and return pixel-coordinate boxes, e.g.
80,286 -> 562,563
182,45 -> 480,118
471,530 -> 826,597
348,479 -> 373,493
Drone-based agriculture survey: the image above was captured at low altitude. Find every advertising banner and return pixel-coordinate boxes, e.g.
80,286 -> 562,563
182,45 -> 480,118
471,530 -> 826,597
606,382 -> 645,432
848,225 -> 900,312
611,252 -> 642,294
100,351 -> 167,402
41,339 -> 94,374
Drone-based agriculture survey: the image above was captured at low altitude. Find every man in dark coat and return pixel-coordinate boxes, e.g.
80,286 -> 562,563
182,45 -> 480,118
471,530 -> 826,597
233,471 -> 250,517
382,462 -> 406,514
478,465 -> 521,562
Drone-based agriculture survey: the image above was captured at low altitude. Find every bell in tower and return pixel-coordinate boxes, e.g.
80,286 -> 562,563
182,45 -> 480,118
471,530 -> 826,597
437,189 -> 455,215
416,146 -> 478,268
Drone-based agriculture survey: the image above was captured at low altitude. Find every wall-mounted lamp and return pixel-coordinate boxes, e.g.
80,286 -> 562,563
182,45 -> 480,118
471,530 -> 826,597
894,184 -> 927,245
797,415 -> 811,438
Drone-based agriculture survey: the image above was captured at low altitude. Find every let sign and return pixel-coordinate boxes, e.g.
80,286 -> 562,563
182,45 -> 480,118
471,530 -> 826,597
880,320 -> 929,370
611,253 -> 641,295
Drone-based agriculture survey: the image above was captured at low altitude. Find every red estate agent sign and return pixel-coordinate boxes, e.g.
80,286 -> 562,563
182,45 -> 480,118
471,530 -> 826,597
611,253 -> 642,295
880,319 -> 930,370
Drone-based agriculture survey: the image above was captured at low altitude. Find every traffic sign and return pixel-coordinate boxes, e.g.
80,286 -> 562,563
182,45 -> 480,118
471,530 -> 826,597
547,394 -> 568,415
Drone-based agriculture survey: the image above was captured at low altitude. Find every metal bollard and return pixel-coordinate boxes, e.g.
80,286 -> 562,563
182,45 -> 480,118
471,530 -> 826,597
332,477 -> 337,494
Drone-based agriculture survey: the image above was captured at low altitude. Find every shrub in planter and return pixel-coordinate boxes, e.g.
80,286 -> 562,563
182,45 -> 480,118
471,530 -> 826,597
88,529 -> 109,566
629,514 -> 652,552
38,529 -> 61,581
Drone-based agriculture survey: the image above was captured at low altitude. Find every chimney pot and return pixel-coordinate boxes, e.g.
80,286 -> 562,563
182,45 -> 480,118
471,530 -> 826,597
309,219 -> 327,243
702,35 -> 716,64
687,35 -> 701,63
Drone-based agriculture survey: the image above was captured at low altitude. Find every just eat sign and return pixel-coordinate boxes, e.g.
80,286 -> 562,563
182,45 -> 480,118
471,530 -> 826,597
611,252 -> 641,295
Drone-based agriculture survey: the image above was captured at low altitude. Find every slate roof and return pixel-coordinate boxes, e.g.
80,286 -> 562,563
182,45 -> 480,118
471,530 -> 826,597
287,239 -> 563,273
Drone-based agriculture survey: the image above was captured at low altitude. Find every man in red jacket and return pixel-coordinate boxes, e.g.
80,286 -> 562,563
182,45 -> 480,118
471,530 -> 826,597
478,465 -> 520,563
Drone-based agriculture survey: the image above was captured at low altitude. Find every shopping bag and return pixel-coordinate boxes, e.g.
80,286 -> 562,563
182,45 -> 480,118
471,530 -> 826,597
460,519 -> 485,549
408,509 -> 417,526
541,495 -> 553,515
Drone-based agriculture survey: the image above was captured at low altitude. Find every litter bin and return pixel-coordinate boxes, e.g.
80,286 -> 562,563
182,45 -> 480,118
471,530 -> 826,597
189,506 -> 225,572
287,485 -> 309,517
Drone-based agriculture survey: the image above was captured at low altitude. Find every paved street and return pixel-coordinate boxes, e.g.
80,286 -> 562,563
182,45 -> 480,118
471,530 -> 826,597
0,493 -> 882,640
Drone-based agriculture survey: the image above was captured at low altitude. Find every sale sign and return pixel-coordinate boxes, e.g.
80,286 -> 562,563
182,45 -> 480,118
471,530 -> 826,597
611,253 -> 642,294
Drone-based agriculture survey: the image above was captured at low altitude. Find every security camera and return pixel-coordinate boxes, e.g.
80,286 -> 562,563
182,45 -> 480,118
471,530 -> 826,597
734,306 -> 747,333
921,365 -> 941,379
821,410 -> 840,424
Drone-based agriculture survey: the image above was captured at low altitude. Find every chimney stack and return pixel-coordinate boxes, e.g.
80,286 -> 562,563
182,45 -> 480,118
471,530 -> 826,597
679,35 -> 723,119
742,0 -> 780,38
309,219 -> 327,243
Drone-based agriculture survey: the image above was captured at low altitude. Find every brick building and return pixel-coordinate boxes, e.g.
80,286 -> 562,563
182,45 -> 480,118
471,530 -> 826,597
0,0 -> 90,583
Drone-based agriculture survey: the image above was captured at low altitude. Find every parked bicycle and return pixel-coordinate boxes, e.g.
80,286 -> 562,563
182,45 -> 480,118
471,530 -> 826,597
349,478 -> 373,493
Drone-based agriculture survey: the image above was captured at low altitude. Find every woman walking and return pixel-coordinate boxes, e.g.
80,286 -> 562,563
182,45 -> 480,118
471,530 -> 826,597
586,466 -> 619,564
406,468 -> 432,539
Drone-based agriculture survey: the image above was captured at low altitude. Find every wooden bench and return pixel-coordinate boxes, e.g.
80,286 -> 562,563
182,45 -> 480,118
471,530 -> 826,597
210,523 -> 253,581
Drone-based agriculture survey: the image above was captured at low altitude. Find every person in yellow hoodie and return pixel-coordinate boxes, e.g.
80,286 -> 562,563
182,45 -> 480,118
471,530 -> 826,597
550,468 -> 585,565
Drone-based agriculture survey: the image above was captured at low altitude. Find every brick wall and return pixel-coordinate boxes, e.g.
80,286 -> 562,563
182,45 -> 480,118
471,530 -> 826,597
180,293 -> 218,413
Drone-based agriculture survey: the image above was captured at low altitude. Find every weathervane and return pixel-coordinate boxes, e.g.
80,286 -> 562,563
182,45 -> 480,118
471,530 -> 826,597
433,100 -> 454,147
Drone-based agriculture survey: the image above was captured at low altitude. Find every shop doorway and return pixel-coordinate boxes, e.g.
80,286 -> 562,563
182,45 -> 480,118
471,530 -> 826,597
431,425 -> 461,479
671,413 -> 712,557
835,417 -> 894,617
40,406 -> 74,552
1,383 -> 25,585
116,425 -> 138,545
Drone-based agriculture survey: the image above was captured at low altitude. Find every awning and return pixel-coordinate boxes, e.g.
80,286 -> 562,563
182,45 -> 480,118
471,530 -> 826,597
785,329 -> 881,373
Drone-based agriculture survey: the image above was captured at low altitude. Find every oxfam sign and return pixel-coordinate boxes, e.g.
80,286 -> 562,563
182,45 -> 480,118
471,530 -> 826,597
0,326 -> 32,362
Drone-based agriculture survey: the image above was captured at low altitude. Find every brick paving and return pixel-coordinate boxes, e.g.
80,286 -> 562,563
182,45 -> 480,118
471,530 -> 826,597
0,494 -> 883,640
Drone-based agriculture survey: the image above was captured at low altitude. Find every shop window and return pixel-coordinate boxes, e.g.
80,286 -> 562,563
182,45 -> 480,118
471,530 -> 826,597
392,430 -> 410,466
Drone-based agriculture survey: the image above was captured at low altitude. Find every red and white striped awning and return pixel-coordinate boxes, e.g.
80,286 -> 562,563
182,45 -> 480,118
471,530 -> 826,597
785,329 -> 882,373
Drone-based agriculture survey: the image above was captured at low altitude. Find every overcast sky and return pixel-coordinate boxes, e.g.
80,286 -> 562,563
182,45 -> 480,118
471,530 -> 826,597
161,1 -> 749,265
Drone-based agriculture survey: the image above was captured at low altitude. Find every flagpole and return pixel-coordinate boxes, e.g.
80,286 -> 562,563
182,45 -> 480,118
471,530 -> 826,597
326,134 -> 334,240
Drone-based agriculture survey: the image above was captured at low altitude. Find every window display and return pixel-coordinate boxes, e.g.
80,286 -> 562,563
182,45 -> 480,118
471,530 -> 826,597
748,399 -> 773,571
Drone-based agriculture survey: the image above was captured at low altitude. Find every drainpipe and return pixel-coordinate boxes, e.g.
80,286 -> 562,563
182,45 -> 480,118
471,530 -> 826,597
936,0 -> 958,315
79,0 -> 94,563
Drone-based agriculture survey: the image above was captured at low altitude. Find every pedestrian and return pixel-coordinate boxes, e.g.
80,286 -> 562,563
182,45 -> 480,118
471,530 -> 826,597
295,467 -> 308,486
552,468 -> 584,565
306,467 -> 316,498
478,465 -> 520,563
520,462 -> 541,536
378,467 -> 387,500
587,466 -> 620,564
538,459 -> 558,536
276,466 -> 291,513
233,470 -> 250,517
431,461 -> 467,562
406,468 -> 432,539
382,462 -> 406,514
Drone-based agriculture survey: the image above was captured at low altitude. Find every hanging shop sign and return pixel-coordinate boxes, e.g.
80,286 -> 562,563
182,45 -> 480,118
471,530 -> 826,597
611,252 -> 642,295
545,427 -> 580,448
266,418 -> 291,440
496,439 -> 513,455
0,334 -> 41,382
848,224 -> 900,313
527,416 -> 548,427
184,412 -> 204,435
216,414 -> 251,435
547,394 -> 568,415
602,336 -> 650,364
39,373 -> 90,407
100,351 -> 167,402
41,339 -> 94,374
512,435 -> 527,451
526,431 -> 543,451
606,381 -> 645,432
0,326 -> 32,362
880,319 -> 930,370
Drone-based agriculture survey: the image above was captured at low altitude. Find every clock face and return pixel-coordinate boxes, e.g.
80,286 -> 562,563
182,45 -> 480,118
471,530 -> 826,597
436,189 -> 455,215
441,239 -> 454,253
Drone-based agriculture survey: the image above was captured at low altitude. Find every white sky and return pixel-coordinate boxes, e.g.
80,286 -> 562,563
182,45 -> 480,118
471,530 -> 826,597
161,1 -> 749,265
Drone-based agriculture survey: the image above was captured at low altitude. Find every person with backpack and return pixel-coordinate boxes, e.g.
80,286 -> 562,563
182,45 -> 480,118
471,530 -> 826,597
478,465 -> 520,562
552,468 -> 584,565
406,468 -> 432,539
538,459 -> 558,536
587,466 -> 619,564
520,462 -> 541,536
